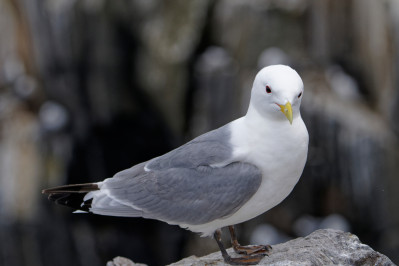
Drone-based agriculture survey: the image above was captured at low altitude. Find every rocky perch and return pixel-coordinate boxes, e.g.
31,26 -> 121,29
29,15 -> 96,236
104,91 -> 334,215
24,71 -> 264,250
107,229 -> 395,266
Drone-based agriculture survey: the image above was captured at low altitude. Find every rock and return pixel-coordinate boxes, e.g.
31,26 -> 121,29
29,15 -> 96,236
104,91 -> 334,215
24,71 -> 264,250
107,229 -> 394,265
106,256 -> 147,266
168,229 -> 394,266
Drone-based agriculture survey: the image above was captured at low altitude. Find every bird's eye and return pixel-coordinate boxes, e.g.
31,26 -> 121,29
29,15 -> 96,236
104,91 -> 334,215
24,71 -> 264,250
298,92 -> 302,98
266,85 -> 272,94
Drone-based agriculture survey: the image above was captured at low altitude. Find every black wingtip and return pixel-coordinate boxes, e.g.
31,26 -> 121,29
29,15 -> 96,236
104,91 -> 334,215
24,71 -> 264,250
47,192 -> 93,212
42,183 -> 99,194
43,183 -> 99,212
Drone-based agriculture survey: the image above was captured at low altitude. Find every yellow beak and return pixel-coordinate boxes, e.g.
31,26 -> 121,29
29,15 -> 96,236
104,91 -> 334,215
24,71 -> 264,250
278,101 -> 293,124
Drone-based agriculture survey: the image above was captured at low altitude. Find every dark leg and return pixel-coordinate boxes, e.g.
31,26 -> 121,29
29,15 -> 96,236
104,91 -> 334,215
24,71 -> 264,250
228,225 -> 272,255
213,229 -> 266,265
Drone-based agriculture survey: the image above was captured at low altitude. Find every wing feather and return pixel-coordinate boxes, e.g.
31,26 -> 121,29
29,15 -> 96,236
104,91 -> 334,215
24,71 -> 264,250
89,124 -> 262,225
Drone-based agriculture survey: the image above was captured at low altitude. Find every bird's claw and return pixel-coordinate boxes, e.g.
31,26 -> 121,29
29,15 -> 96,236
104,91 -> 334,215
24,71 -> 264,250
233,244 -> 272,255
224,253 -> 267,265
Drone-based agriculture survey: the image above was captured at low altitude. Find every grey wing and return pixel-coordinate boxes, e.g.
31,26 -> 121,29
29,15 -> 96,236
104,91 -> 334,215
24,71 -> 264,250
102,161 -> 261,225
145,124 -> 233,170
93,124 -> 262,225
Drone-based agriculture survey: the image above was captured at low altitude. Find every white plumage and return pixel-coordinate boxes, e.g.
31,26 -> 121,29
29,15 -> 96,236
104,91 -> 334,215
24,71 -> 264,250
44,65 -> 309,265
182,65 -> 308,236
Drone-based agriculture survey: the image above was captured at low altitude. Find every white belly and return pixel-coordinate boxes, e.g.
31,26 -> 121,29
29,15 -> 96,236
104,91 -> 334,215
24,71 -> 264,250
183,117 -> 308,236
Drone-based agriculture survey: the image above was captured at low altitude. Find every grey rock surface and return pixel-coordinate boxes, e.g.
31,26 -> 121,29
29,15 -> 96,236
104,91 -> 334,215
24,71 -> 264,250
106,256 -> 146,266
108,229 -> 395,265
170,229 -> 394,266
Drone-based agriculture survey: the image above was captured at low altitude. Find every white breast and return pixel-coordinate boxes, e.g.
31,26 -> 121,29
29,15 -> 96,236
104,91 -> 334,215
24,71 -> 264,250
183,115 -> 308,236
229,116 -> 308,219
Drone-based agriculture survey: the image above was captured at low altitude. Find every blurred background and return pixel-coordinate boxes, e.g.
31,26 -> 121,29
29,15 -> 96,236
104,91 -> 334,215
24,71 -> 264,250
0,0 -> 399,265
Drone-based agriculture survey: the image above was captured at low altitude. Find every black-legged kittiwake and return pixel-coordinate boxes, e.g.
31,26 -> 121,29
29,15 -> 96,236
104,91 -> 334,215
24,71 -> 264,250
43,65 -> 309,265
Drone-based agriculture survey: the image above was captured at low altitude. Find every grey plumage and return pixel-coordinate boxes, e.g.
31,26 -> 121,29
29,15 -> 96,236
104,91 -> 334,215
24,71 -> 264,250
146,124 -> 233,170
45,124 -> 263,226
102,161 -> 261,225
43,65 -> 309,265
97,124 -> 262,225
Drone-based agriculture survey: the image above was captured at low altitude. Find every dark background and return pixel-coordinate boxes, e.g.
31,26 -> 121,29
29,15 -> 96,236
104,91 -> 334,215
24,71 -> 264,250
0,0 -> 399,265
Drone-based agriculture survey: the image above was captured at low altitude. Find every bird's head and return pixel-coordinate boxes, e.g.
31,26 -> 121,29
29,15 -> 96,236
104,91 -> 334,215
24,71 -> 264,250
249,65 -> 304,124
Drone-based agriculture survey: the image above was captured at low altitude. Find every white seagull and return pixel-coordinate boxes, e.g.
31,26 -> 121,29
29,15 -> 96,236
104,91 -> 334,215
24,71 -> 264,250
43,65 -> 309,265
